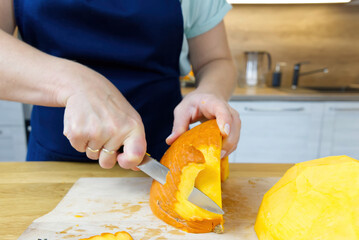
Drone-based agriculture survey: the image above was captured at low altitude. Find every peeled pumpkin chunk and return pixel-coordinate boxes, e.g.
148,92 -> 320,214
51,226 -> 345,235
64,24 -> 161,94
255,155 -> 359,240
149,120 -> 228,233
80,231 -> 133,240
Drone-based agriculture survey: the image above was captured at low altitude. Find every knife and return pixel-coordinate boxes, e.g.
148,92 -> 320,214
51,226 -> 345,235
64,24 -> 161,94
137,154 -> 224,215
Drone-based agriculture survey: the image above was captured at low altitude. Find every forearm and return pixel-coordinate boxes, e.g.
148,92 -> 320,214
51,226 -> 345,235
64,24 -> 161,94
0,29 -> 73,106
188,21 -> 237,102
195,57 -> 237,101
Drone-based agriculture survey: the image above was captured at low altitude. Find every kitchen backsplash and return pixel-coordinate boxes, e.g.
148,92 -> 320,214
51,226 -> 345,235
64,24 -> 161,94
224,4 -> 359,88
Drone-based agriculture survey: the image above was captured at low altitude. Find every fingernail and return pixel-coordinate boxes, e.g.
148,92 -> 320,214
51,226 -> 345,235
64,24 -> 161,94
221,150 -> 227,159
224,123 -> 230,136
166,132 -> 174,140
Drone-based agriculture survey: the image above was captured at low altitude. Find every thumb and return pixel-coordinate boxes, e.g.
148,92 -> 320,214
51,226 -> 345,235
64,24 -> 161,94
166,108 -> 191,145
216,117 -> 231,138
212,103 -> 232,138
117,131 -> 146,169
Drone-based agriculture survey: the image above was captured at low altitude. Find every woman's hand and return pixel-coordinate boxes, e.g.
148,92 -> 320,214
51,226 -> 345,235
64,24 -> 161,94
0,5 -> 146,169
61,61 -> 146,169
166,89 -> 241,158
166,21 -> 240,158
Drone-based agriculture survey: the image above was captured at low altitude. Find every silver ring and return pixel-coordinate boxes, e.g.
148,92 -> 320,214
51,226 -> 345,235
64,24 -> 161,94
87,146 -> 100,153
102,148 -> 116,154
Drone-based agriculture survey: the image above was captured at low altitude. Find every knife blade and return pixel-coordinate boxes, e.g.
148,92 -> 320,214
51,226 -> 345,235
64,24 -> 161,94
137,154 -> 224,215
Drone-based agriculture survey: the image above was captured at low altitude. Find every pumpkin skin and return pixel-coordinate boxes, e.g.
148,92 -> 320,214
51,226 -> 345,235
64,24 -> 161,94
255,155 -> 359,240
80,231 -> 133,240
149,120 -> 227,233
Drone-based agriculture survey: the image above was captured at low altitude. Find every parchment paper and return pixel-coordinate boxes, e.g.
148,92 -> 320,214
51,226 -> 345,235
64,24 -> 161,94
18,177 -> 279,240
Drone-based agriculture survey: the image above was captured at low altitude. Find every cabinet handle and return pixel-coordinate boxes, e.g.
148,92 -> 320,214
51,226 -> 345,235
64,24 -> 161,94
329,107 -> 359,112
244,107 -> 305,112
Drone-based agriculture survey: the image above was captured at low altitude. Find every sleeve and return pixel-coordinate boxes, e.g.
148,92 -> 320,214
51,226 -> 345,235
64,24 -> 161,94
182,0 -> 232,39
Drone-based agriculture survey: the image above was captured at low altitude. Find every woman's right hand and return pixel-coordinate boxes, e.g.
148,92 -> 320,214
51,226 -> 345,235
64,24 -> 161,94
60,61 -> 146,170
0,20 -> 146,169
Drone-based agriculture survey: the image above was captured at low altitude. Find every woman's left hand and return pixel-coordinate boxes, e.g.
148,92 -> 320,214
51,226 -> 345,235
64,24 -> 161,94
166,20 -> 240,158
166,89 -> 241,159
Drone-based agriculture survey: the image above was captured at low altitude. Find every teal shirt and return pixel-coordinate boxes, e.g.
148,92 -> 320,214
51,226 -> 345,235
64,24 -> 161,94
180,0 -> 232,76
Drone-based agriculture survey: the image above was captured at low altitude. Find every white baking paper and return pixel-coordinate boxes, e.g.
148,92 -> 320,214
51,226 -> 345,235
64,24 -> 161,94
18,177 -> 279,240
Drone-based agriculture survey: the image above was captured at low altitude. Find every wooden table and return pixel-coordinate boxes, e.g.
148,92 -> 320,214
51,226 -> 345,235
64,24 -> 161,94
0,162 -> 293,240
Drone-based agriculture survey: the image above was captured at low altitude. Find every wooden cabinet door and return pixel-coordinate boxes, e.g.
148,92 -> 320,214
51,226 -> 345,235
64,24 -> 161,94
229,101 -> 323,163
320,102 -> 359,159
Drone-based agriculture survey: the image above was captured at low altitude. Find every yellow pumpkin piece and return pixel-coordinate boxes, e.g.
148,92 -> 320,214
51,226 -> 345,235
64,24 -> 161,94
221,156 -> 229,182
255,155 -> 359,240
80,231 -> 133,240
150,120 -> 227,233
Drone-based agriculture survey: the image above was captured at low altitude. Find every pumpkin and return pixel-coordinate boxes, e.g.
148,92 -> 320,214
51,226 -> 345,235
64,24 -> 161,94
80,231 -> 133,240
255,155 -> 359,240
149,120 -> 228,233
221,156 -> 229,182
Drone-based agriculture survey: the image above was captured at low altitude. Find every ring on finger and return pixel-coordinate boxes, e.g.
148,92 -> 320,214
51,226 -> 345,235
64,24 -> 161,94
102,148 -> 116,155
87,146 -> 100,153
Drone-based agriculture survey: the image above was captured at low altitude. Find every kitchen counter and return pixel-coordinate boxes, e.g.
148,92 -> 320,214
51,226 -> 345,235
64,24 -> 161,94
181,87 -> 359,101
0,161 -> 292,240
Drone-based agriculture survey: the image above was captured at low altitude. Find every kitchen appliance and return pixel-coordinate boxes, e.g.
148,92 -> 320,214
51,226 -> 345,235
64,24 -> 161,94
238,51 -> 272,88
137,154 -> 224,214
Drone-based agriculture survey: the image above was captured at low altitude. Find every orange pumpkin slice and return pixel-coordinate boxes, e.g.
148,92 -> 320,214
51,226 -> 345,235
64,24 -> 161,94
150,120 -> 227,233
80,231 -> 133,240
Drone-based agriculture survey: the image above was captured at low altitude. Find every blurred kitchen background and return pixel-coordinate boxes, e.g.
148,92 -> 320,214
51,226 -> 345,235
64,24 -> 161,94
227,0 -> 359,88
1,0 -> 359,163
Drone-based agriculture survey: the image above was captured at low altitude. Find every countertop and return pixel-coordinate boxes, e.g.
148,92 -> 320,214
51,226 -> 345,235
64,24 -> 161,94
0,161 -> 293,240
181,87 -> 359,101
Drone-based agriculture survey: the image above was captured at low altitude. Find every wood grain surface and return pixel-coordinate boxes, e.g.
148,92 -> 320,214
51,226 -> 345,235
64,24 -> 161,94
0,162 -> 293,240
225,4 -> 359,88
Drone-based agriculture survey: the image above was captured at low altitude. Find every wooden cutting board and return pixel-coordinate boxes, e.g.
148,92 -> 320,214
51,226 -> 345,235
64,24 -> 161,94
18,177 -> 279,240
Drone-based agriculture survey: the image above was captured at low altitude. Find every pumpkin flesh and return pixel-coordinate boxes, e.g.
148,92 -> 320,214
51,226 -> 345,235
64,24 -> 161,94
255,155 -> 359,240
221,156 -> 229,182
80,231 -> 133,240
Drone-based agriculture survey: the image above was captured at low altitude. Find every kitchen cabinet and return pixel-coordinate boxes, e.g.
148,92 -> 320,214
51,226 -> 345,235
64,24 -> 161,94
2,97 -> 359,163
229,101 -> 323,163
0,100 -> 27,162
0,126 -> 27,161
0,100 -> 25,125
319,102 -> 359,159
